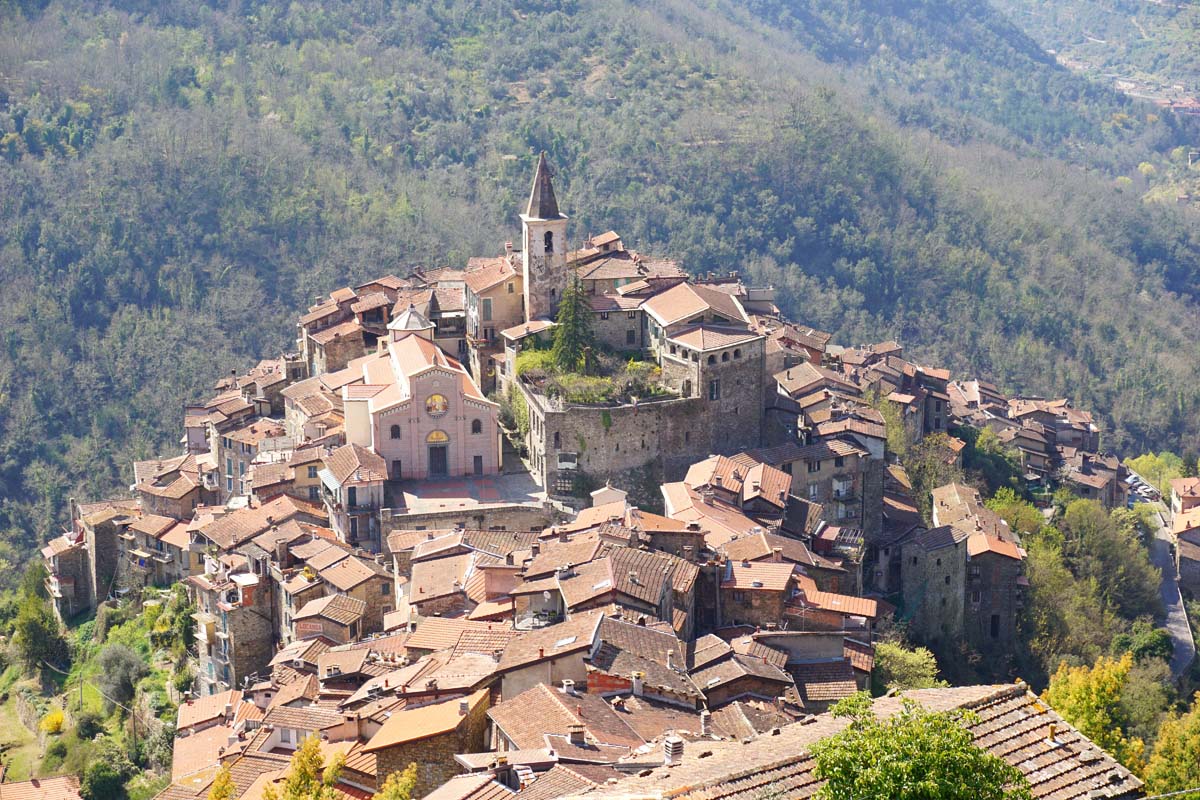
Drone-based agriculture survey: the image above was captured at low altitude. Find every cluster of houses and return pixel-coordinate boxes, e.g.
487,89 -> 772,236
35,157 -> 1146,800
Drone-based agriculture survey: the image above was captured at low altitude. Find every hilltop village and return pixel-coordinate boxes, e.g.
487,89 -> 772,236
40,157 -> 1146,800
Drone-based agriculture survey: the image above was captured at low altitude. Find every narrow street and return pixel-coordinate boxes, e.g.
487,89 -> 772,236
1148,505 -> 1196,680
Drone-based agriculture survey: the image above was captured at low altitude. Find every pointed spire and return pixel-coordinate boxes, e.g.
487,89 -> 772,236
525,151 -> 563,220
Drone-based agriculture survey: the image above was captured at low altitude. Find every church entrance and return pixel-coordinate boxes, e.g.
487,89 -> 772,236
428,445 -> 448,478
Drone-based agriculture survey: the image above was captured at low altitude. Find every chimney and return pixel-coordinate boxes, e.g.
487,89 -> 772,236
700,710 -> 712,737
666,650 -> 675,670
505,241 -> 513,255
772,547 -> 783,563
562,679 -> 576,695
531,542 -> 541,556
567,723 -> 586,746
274,537 -> 289,567
223,702 -> 233,719
459,699 -> 470,716
611,696 -> 626,711
632,671 -> 645,697
538,647 -> 545,659
686,521 -> 701,532
663,736 -> 685,766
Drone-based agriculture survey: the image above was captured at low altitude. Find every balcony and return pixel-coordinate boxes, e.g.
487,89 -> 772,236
193,612 -> 217,645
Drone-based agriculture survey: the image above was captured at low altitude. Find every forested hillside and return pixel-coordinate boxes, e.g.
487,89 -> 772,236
2,0 -> 1200,586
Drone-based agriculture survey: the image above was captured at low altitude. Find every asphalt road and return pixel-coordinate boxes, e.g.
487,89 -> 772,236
1148,506 -> 1196,680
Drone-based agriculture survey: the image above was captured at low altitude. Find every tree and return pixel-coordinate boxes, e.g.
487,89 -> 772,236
811,692 -> 1031,800
872,641 -> 947,694
1043,653 -> 1144,771
264,734 -> 346,800
1058,500 -> 1161,621
550,276 -> 594,373
19,561 -> 49,600
902,433 -> 966,522
985,487 -> 1044,537
1125,451 -> 1185,497
208,765 -> 235,800
96,644 -> 149,710
373,763 -> 419,800
12,592 -> 68,670
1145,694 -> 1200,795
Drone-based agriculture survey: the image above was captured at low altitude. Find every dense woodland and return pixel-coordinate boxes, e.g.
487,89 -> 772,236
1,0 -> 1200,582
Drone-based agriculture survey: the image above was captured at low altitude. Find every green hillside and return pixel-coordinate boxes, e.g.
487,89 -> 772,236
1,0 -> 1199,584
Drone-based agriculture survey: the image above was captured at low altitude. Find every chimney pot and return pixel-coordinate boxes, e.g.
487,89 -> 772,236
459,699 -> 469,715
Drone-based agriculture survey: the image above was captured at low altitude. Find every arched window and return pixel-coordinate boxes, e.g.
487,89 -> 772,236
734,349 -> 741,359
707,355 -> 716,365
471,419 -> 482,435
390,424 -> 401,440
722,352 -> 730,362
544,231 -> 554,254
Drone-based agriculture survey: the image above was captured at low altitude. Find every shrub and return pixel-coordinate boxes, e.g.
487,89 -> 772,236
74,709 -> 105,740
96,644 -> 149,710
40,708 -> 65,734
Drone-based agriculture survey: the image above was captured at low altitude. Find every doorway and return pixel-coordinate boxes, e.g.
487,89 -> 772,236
429,446 -> 449,478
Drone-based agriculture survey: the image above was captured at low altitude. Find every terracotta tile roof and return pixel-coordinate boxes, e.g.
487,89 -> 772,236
643,282 -> 747,327
41,534 -> 80,559
464,256 -> 517,293
171,722 -> 240,780
269,673 -> 320,708
422,774 -> 516,800
200,495 -> 327,550
350,291 -> 391,314
299,299 -> 341,326
1171,477 -> 1200,498
270,636 -> 332,668
719,532 -> 827,570
691,652 -> 792,693
499,319 -> 556,341
0,776 -> 83,800
364,689 -> 488,751
843,638 -> 875,673
576,684 -> 1145,800
293,594 -> 366,626
451,629 -> 519,659
790,660 -> 858,704
309,318 -> 364,346
177,689 -> 243,730
262,703 -> 343,731
498,609 -> 605,672
405,617 -> 503,653
668,325 -> 762,352
489,684 -> 638,752
966,533 -> 1025,561
320,555 -> 386,592
720,560 -> 795,592
322,443 -> 387,485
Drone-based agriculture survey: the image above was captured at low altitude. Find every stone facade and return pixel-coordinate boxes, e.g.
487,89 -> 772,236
591,308 -> 646,353
719,587 -> 787,629
900,533 -> 968,648
192,569 -> 276,695
372,696 -> 490,799
380,504 -> 561,541
964,550 -> 1025,652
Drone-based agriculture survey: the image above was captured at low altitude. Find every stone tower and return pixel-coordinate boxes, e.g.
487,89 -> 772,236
521,152 -> 569,322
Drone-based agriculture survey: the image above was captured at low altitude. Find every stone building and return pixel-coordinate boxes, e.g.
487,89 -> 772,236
521,153 -> 570,323
319,443 -> 387,549
189,554 -> 275,696
363,689 -> 491,799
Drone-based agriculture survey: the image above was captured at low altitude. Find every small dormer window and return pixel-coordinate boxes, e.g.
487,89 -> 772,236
544,231 -> 554,254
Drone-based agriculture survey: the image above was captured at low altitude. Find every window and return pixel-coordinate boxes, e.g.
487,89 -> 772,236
669,346 -> 677,355
707,379 -> 720,400
471,419 -> 482,435
782,462 -> 792,475
553,432 -> 561,450
990,614 -> 1000,638
347,486 -> 357,507
911,556 -> 918,565
390,424 -> 402,439
307,466 -> 318,479
721,352 -> 729,362
627,311 -> 637,319
834,456 -> 845,468
971,590 -> 981,604
935,418 -> 943,430
381,582 -> 390,595
600,312 -> 609,320
732,591 -> 746,603
308,486 -> 320,501
944,575 -> 951,585
226,457 -> 233,477
544,231 -> 554,254
807,460 -> 820,473
474,455 -> 484,476
934,400 -> 943,412
482,298 -> 493,322
733,349 -> 741,359
507,282 -> 515,294
707,355 -> 716,365
626,329 -> 635,345
809,484 -> 819,501
935,558 -> 941,566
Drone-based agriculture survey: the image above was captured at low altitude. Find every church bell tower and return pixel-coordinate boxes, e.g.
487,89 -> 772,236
521,152 -> 569,322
